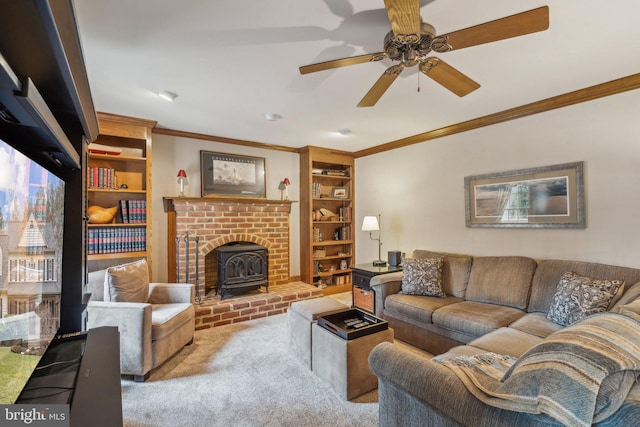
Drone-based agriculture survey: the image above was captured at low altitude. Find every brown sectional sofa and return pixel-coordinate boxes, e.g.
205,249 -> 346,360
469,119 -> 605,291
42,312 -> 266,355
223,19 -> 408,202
368,250 -> 640,426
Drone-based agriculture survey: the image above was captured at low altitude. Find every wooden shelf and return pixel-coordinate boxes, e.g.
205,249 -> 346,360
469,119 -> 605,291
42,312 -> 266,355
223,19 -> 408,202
88,189 -> 146,194
89,153 -> 146,162
87,113 -> 154,276
300,146 -> 355,290
88,223 -> 147,228
312,240 -> 353,246
88,251 -> 147,261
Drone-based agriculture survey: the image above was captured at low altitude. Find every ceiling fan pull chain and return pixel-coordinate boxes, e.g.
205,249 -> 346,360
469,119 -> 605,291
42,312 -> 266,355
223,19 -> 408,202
417,72 -> 421,92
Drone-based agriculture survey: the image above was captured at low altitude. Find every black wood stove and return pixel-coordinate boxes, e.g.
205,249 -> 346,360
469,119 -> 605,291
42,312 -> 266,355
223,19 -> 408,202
215,242 -> 268,299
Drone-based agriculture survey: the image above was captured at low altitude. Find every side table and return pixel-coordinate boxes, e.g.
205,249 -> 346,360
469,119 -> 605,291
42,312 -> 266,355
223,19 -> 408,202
351,263 -> 402,314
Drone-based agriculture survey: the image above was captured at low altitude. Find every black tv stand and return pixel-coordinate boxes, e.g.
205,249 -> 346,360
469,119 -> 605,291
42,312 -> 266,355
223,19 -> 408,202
17,326 -> 122,427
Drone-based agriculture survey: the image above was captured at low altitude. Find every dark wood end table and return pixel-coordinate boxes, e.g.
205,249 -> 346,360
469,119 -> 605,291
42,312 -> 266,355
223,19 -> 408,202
351,263 -> 402,313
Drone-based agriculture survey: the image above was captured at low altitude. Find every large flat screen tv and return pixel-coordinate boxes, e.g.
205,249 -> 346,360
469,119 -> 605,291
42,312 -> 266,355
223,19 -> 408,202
0,138 -> 66,403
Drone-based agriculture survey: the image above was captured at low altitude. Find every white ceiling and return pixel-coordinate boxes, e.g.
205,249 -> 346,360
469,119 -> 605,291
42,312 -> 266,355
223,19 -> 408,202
73,0 -> 640,153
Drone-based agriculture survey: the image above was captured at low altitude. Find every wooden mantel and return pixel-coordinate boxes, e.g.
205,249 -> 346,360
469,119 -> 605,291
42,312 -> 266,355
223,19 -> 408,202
163,196 -> 297,212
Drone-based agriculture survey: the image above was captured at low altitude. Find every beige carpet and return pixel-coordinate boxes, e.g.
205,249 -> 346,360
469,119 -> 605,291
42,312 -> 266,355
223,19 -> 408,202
120,311 -> 379,427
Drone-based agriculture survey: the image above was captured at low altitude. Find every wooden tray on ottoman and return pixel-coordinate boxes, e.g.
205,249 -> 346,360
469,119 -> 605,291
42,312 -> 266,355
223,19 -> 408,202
317,308 -> 388,340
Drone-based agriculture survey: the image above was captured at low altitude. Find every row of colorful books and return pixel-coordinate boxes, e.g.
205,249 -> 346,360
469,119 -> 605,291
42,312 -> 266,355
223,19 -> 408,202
118,199 -> 147,223
87,226 -> 147,255
88,167 -> 117,189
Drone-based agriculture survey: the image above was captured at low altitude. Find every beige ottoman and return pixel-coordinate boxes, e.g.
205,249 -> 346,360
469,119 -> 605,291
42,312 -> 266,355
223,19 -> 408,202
312,323 -> 393,400
287,297 -> 349,369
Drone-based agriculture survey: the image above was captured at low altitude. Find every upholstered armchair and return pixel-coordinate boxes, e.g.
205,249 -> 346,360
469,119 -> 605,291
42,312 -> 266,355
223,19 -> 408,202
86,259 -> 195,381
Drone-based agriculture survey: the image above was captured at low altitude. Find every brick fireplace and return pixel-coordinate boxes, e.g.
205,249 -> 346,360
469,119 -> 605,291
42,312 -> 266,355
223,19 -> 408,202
163,197 -> 294,297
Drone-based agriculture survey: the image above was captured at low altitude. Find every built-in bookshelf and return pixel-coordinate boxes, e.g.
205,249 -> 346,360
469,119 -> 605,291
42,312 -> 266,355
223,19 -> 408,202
300,146 -> 355,295
86,113 -> 156,274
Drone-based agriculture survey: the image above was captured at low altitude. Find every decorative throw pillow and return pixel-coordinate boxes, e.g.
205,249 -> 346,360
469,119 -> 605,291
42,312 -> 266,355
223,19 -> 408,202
104,258 -> 150,303
547,271 -> 624,326
400,256 -> 446,297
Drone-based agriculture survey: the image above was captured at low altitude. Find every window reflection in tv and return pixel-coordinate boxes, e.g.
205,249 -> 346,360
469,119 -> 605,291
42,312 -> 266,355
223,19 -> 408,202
0,139 -> 64,403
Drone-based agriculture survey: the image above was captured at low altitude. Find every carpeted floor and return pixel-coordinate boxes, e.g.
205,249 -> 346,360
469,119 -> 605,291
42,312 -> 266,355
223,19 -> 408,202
120,312 -> 379,427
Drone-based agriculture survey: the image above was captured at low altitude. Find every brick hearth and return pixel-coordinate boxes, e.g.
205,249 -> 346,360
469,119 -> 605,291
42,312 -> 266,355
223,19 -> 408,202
194,281 -> 323,330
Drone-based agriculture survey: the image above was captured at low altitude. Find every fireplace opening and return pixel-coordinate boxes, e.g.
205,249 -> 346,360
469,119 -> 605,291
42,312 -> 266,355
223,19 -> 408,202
212,242 -> 268,299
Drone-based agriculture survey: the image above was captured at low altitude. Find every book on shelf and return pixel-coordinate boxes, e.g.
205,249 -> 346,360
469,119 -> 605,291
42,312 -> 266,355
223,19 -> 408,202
323,169 -> 349,177
338,207 -> 351,221
117,199 -> 147,224
312,182 -> 323,198
334,226 -> 350,240
88,167 -> 116,189
87,226 -> 147,255
88,142 -> 123,156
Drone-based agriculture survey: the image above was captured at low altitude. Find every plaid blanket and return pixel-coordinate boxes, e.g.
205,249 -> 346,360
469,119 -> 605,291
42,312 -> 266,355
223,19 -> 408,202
435,313 -> 640,426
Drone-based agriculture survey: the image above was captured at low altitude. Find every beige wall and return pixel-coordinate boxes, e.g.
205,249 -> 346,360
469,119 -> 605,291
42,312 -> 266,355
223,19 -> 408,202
355,90 -> 640,269
151,89 -> 640,282
150,134 -> 300,282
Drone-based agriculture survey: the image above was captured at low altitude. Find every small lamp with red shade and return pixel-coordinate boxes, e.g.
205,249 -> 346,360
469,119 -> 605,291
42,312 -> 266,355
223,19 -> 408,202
279,177 -> 291,200
177,169 -> 188,197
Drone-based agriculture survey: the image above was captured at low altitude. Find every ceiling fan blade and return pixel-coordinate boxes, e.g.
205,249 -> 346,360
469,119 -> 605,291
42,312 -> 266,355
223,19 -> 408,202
439,6 -> 549,51
357,64 -> 404,107
384,0 -> 421,43
299,53 -> 387,75
419,58 -> 480,97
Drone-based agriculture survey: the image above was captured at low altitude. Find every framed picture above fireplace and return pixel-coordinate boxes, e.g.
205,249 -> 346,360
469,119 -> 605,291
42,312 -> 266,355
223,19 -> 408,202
201,151 -> 266,198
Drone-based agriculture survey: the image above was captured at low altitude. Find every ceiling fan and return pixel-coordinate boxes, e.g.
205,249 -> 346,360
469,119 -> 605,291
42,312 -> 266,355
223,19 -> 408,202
299,2 -> 549,107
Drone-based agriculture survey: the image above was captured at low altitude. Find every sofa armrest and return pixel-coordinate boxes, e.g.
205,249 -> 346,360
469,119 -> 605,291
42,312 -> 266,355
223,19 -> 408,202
148,283 -> 195,304
369,342 -> 547,427
87,301 -> 153,376
369,272 -> 403,318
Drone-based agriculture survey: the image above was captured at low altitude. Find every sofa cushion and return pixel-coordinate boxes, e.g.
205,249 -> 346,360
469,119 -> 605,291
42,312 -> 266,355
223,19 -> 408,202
547,271 -> 624,326
508,313 -> 563,338
151,303 -> 195,341
614,299 -> 640,322
432,301 -> 526,338
464,256 -> 536,310
467,327 -> 544,358
104,258 -> 149,303
401,256 -> 445,297
385,294 -> 463,324
413,250 -> 473,298
528,259 -> 640,314
612,281 -> 640,310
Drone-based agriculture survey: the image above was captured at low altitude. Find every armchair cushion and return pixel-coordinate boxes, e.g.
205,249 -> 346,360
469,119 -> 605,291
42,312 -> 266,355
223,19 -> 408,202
104,258 -> 150,303
151,303 -> 195,341
148,283 -> 195,304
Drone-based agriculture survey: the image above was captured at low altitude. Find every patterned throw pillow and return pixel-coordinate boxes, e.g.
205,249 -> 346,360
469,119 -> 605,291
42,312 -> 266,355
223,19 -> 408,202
547,271 -> 624,326
401,256 -> 446,297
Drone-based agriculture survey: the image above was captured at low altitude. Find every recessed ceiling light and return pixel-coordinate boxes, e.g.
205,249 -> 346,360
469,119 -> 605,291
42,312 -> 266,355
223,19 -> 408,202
337,128 -> 351,136
158,90 -> 179,102
264,113 -> 282,121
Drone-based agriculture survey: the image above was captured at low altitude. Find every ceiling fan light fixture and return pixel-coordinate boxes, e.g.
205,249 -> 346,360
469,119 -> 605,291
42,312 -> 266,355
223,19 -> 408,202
158,90 -> 178,102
